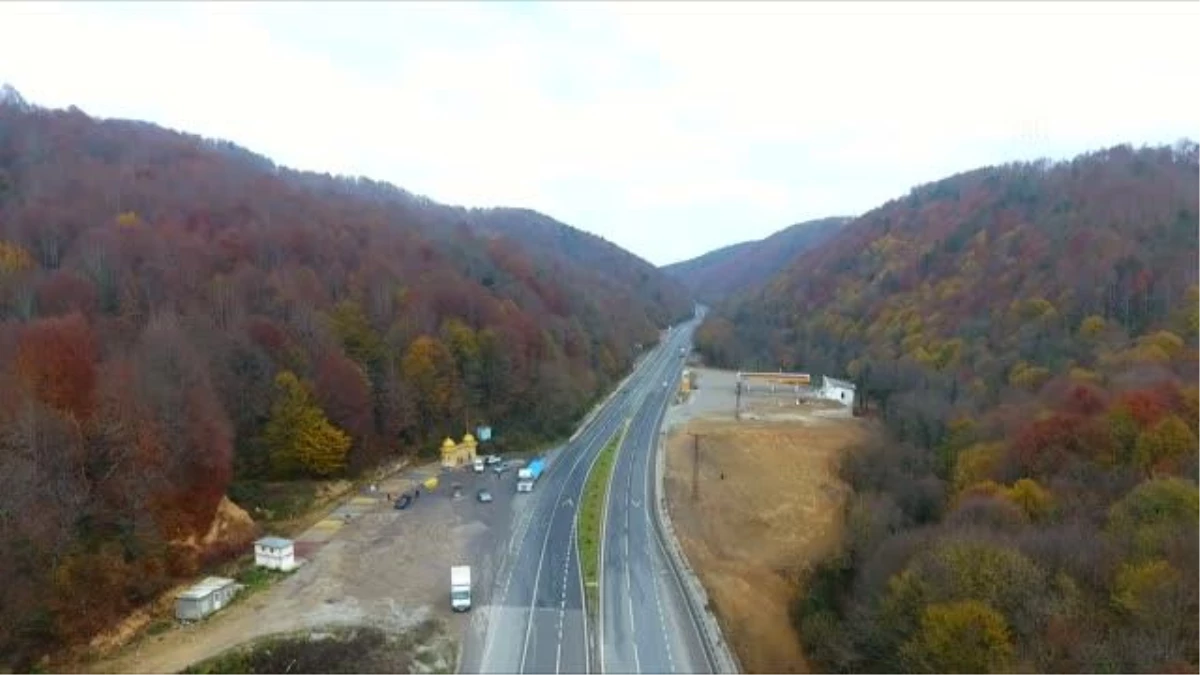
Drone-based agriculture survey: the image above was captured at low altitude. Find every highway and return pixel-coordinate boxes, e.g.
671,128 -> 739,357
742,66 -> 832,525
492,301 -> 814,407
600,322 -> 711,674
460,315 -> 706,674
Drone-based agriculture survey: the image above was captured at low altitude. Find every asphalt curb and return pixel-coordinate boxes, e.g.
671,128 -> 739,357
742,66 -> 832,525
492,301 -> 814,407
651,367 -> 742,674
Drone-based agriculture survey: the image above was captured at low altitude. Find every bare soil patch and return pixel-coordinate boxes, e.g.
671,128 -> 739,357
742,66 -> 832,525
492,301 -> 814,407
663,368 -> 870,673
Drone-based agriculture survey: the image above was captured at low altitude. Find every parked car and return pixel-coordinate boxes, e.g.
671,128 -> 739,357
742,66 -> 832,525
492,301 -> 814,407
493,462 -> 508,474
484,454 -> 502,465
477,489 -> 493,503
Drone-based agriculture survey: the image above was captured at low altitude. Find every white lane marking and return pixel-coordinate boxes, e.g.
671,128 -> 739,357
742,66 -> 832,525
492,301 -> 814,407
624,527 -> 642,673
590,342 -> 677,668
637,358 -> 686,673
519,426 -> 604,673
570,417 -> 630,675
647,510 -> 677,672
514,342 -> 678,674
623,436 -> 643,675
555,520 -> 575,674
576,500 -> 591,675
502,490 -> 542,594
645,354 -> 715,674
481,482 -> 541,670
598,417 -> 630,675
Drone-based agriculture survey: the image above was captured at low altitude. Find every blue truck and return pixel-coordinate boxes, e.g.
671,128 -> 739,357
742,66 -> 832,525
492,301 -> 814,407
516,458 -> 545,492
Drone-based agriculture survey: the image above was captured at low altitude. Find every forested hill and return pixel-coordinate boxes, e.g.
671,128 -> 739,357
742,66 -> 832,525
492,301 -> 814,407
0,93 -> 689,665
697,142 -> 1200,672
462,206 -> 689,326
662,216 -> 849,303
698,143 -> 1198,378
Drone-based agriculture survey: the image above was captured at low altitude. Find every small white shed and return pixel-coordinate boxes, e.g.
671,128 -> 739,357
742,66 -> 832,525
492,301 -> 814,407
819,376 -> 856,408
254,536 -> 297,571
176,576 -> 240,621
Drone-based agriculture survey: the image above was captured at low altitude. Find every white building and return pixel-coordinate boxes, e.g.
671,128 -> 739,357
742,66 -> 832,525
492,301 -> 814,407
175,576 -> 241,621
254,536 -> 297,571
818,376 -> 856,408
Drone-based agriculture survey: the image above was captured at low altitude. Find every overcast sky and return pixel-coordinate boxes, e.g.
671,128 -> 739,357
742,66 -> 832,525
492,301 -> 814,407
1,1 -> 1197,266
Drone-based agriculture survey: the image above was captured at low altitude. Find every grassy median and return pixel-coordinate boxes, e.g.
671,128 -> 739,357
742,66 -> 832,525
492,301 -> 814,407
577,419 -> 630,616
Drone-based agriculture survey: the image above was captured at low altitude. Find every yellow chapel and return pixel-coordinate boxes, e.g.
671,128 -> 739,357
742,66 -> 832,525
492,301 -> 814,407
440,433 -> 479,469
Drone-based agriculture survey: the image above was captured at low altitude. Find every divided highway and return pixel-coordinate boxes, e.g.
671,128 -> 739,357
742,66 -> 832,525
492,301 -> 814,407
461,316 -> 708,674
600,321 -> 711,674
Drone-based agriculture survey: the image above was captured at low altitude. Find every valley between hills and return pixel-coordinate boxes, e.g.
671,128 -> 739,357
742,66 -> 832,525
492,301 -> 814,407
0,87 -> 1196,675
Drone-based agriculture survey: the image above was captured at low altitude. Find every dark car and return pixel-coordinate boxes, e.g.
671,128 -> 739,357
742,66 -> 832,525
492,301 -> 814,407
477,489 -> 493,503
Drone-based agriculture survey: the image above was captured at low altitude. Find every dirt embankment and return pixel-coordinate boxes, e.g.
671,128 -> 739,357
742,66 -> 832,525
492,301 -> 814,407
80,497 -> 259,659
663,367 -> 869,673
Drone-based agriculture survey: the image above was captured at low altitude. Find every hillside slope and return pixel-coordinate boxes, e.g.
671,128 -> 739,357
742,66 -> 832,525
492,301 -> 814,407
663,216 -> 849,303
699,144 -> 1198,378
465,206 -> 689,328
696,142 -> 1199,673
0,93 -> 690,666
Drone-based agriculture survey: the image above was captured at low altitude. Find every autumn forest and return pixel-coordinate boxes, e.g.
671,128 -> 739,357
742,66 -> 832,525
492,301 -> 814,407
695,142 -> 1199,672
0,96 -> 691,665
1,85 -> 1197,675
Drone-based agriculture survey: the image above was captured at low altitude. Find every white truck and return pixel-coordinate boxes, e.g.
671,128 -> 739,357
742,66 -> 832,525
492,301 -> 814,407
450,565 -> 472,612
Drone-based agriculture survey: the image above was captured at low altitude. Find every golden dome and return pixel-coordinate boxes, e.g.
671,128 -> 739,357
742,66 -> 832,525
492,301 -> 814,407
442,437 -> 456,449
463,433 -> 477,444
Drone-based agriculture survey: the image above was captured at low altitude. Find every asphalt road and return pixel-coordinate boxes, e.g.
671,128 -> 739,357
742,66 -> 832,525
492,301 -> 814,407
600,324 -> 711,674
461,317 -> 703,674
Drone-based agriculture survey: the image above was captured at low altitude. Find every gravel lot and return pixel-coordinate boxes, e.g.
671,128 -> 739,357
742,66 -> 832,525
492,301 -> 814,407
92,457 -> 534,674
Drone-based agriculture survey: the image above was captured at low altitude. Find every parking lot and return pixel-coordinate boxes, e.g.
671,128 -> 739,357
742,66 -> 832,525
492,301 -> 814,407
96,452 -> 544,674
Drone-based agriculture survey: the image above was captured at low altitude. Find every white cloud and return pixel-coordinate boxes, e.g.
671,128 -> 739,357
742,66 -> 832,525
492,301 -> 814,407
1,1 -> 1196,265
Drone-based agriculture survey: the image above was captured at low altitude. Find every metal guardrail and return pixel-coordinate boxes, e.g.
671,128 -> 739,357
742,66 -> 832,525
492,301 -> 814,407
649,362 -> 742,674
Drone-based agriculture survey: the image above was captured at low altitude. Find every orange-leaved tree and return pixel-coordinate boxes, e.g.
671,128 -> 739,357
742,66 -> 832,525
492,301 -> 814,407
16,312 -> 97,420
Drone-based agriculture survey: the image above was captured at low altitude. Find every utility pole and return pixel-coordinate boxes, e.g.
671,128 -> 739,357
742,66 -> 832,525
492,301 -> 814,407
690,433 -> 702,501
735,380 -> 742,421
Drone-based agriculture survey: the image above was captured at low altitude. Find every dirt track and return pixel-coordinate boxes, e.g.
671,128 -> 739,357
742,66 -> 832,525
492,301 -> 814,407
663,368 -> 869,673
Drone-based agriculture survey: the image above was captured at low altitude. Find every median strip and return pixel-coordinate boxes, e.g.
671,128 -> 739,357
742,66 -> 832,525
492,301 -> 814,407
577,418 -> 630,617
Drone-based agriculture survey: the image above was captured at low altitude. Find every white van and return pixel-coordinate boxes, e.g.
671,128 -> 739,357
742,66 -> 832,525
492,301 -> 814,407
473,457 -> 484,473
451,565 -> 472,611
